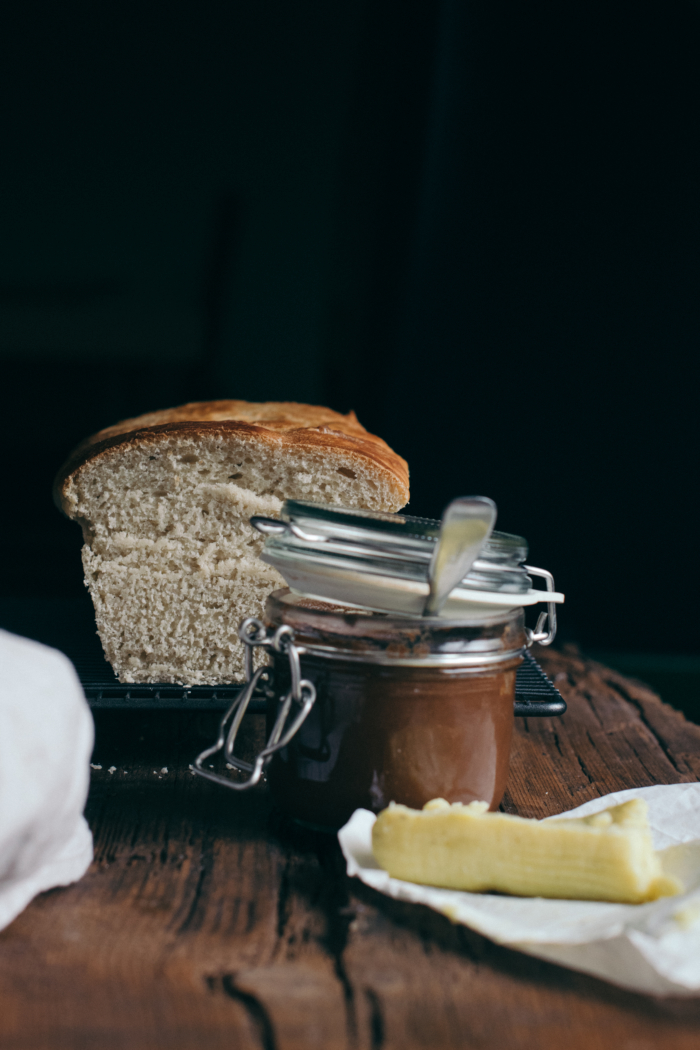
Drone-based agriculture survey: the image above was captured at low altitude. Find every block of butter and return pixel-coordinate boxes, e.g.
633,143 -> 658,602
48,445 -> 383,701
371,798 -> 682,903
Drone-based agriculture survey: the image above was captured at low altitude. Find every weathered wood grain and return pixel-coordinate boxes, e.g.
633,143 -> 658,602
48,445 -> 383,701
1,651 -> 700,1049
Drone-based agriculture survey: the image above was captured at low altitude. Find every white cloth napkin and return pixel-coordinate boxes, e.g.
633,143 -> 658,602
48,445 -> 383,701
0,629 -> 94,932
339,783 -> 700,997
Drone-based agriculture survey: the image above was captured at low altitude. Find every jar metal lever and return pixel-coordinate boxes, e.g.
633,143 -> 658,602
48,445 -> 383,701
524,566 -> 558,646
190,619 -> 317,791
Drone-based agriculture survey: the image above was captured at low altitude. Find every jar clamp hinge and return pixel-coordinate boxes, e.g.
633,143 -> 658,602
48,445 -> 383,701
190,619 -> 316,791
524,566 -> 557,647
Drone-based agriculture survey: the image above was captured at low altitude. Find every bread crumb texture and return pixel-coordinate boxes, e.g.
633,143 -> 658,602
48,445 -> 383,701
57,401 -> 409,685
372,797 -> 682,904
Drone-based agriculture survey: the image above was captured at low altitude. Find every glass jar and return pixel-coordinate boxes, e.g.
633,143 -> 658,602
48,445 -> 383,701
191,496 -> 565,829
263,589 -> 525,830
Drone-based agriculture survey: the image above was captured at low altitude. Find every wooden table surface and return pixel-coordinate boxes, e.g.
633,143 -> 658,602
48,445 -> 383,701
2,645 -> 700,1049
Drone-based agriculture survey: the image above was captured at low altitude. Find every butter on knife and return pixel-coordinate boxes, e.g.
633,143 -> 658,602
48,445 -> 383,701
371,797 -> 682,903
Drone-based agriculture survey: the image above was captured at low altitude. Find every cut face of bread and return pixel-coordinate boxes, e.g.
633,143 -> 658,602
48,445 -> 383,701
55,401 -> 409,685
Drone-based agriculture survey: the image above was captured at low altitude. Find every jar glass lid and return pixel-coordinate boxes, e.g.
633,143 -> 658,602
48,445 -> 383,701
251,498 -> 564,633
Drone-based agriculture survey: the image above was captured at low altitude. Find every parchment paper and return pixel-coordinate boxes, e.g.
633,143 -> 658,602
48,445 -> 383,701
338,784 -> 700,996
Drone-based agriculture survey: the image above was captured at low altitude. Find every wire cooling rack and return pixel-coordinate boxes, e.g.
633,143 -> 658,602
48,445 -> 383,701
0,599 -> 566,715
76,648 -> 564,715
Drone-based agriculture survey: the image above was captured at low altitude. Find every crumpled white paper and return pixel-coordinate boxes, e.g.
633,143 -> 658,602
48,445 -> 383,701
0,629 -> 94,933
338,783 -> 700,997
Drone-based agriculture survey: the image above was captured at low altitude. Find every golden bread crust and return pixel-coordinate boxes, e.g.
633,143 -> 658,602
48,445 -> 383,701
54,399 -> 409,511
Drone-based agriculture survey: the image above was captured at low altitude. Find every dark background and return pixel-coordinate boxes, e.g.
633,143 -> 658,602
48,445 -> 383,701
1,0 -> 699,662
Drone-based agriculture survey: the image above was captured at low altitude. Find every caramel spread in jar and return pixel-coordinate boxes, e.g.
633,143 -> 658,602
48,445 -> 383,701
190,499 -> 564,813
264,590 -> 525,830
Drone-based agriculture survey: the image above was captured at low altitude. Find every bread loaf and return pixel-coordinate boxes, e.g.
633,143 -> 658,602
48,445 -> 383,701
55,400 -> 409,684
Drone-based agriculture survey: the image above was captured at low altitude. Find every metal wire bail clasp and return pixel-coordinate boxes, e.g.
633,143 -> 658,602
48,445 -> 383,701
190,618 -> 317,791
524,566 -> 558,647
